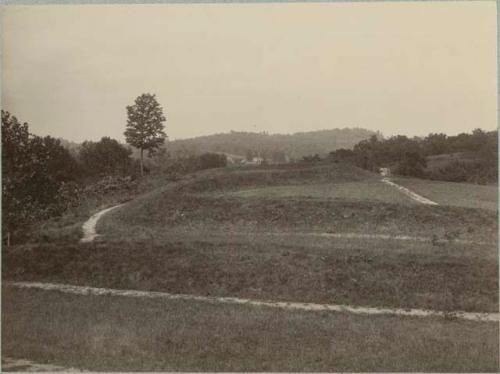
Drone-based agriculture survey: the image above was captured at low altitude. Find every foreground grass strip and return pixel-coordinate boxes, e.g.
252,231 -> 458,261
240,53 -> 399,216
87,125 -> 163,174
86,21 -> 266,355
5,287 -> 498,372
2,357 -> 83,372
80,204 -> 124,243
7,281 -> 498,322
382,178 -> 438,205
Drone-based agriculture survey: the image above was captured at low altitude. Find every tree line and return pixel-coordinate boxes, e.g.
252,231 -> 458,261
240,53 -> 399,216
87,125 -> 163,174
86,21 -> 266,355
330,129 -> 498,184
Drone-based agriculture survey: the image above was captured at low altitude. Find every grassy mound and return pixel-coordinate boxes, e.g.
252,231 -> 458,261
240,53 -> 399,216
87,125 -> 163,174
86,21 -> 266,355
175,162 -> 376,193
95,162 -> 496,242
5,161 -> 498,315
101,192 -> 497,243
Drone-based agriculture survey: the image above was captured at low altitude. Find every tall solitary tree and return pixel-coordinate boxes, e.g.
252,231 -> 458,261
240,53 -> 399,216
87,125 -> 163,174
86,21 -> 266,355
124,93 -> 166,176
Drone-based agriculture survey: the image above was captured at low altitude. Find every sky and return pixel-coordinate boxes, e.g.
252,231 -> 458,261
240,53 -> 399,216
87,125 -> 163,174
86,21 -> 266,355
1,1 -> 497,142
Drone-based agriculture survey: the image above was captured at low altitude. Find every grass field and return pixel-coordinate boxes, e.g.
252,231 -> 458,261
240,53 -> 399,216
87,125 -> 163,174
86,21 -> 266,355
4,234 -> 497,312
3,161 -> 498,371
392,176 -> 498,211
220,180 -> 416,205
3,288 -> 498,372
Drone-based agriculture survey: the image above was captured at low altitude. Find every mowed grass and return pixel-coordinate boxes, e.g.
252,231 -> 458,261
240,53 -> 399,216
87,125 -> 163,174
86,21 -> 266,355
218,180 -> 415,205
3,287 -> 498,372
392,176 -> 498,211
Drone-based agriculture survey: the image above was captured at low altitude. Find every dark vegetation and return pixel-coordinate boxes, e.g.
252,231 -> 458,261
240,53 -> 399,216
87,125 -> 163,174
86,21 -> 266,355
331,129 -> 498,184
79,137 -> 134,177
2,111 -> 81,244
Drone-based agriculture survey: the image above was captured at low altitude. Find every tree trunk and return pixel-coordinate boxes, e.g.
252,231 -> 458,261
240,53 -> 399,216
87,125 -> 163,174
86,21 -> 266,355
140,148 -> 144,176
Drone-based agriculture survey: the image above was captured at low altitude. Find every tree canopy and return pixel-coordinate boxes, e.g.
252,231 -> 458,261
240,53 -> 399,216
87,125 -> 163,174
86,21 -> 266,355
124,93 -> 166,175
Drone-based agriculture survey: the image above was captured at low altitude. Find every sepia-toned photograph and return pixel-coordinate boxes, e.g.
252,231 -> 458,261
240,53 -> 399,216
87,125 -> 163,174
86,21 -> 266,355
1,1 -> 498,372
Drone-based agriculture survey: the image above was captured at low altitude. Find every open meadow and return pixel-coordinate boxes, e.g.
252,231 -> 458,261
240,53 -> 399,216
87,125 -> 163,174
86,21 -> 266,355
3,161 -> 498,371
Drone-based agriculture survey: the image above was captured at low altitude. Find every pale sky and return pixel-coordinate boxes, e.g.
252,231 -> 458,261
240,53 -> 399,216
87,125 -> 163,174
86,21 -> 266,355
1,2 -> 497,142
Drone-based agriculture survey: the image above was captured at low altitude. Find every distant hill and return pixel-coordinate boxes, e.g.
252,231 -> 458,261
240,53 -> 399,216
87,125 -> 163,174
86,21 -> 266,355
166,128 -> 378,160
57,128 -> 378,162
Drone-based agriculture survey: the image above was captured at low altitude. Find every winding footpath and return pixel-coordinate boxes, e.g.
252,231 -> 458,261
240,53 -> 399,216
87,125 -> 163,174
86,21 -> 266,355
80,204 -> 124,243
381,177 -> 438,205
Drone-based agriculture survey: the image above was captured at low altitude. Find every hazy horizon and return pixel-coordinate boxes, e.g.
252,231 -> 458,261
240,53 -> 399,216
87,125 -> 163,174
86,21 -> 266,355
2,2 -> 497,143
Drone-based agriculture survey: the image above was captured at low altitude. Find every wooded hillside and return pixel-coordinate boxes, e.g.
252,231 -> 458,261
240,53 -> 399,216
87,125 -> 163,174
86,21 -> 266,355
165,128 -> 378,160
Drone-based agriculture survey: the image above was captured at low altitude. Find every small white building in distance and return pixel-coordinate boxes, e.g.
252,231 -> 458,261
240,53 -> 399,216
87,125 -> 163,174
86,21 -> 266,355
379,167 -> 391,176
242,157 -> 265,165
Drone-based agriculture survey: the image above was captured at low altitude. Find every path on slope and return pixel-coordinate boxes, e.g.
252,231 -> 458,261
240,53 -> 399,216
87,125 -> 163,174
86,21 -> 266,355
381,177 -> 438,205
80,204 -> 124,243
79,174 -> 467,244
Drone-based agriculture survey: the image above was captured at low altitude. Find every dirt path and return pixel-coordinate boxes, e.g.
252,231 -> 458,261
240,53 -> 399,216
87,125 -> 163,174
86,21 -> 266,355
7,281 -> 498,323
2,357 -> 83,372
264,232 -> 493,246
80,204 -> 124,243
381,177 -> 438,205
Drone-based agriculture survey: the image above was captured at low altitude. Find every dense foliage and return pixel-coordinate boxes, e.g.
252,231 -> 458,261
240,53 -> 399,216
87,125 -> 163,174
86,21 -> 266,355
331,129 -> 498,184
2,111 -> 81,243
79,137 -> 133,177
